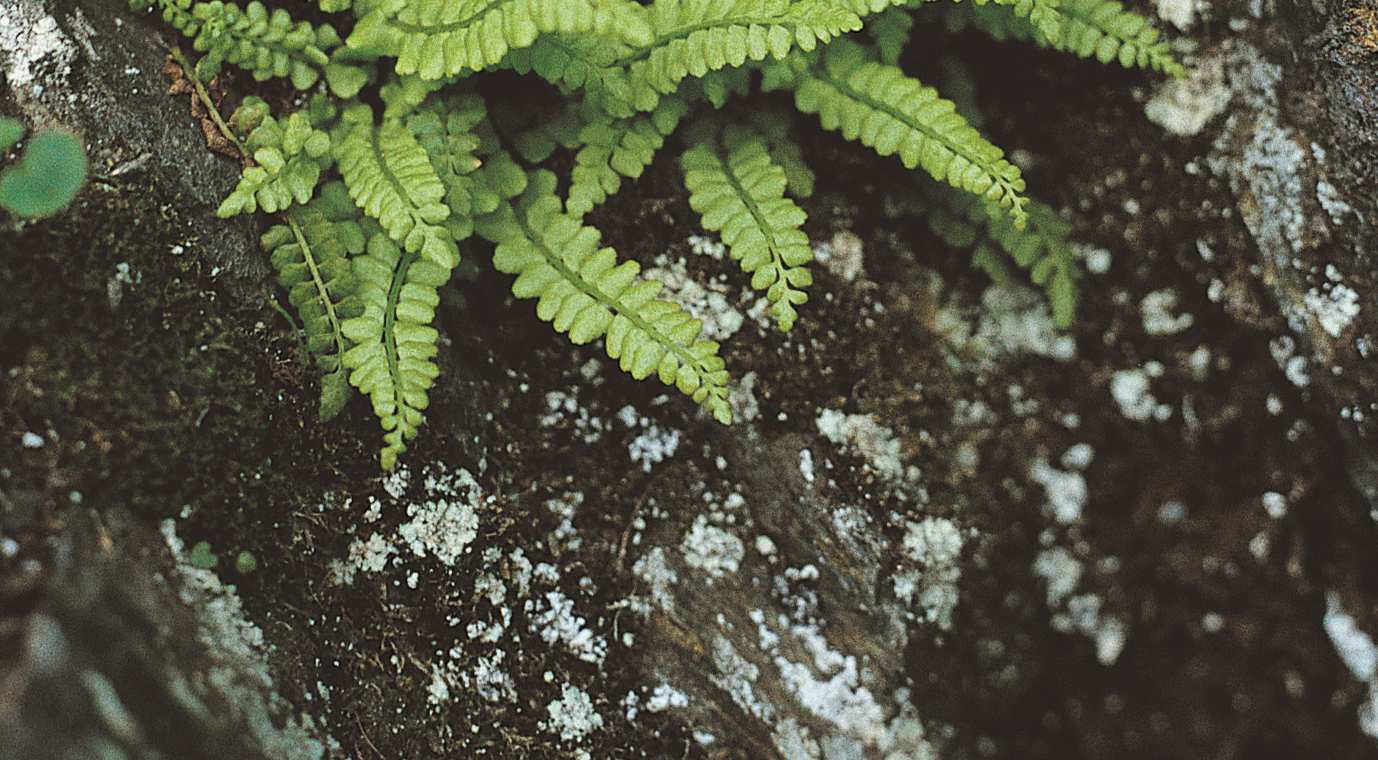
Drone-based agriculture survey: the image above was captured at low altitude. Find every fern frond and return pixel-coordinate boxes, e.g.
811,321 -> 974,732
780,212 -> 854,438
477,171 -> 733,423
335,106 -> 460,270
785,40 -> 1028,226
866,6 -> 914,64
924,183 -> 1081,326
512,105 -> 586,163
567,97 -> 688,217
346,0 -> 654,79
407,93 -> 530,240
681,122 -> 813,331
935,0 -> 1181,75
218,98 -> 333,218
981,0 -> 1064,44
1053,0 -> 1183,76
696,68 -> 754,108
340,232 -> 449,469
614,0 -> 867,114
742,109 -> 815,198
261,182 -> 367,420
135,0 -> 360,91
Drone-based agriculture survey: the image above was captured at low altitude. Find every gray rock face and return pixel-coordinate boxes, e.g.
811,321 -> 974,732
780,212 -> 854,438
0,0 -> 264,289
1207,6 -> 1378,511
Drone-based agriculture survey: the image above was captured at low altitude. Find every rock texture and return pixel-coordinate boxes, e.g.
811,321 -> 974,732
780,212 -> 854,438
0,0 -> 263,291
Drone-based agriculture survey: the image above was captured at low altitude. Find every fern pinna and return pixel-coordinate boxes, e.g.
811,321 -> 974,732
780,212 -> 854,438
134,0 -> 1183,468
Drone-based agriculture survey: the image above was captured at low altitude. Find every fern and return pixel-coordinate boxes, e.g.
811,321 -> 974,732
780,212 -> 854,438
741,109 -> 815,198
566,98 -> 688,218
938,0 -> 1183,76
779,39 -> 1029,225
218,98 -> 334,217
139,0 -> 1179,468
867,6 -> 914,64
134,0 -> 365,92
340,231 -> 450,469
682,122 -> 813,331
346,0 -> 654,79
335,106 -> 459,270
1054,0 -> 1183,75
924,183 -> 1080,326
478,171 -> 733,423
260,182 -> 366,420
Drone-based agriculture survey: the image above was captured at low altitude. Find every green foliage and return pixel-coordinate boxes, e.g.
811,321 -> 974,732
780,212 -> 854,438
133,0 -> 367,93
681,121 -> 813,331
335,106 -> 459,269
924,183 -> 1081,327
346,0 -> 654,79
1055,0 -> 1184,76
480,171 -> 734,423
219,97 -> 334,217
938,0 -> 1184,76
340,230 -> 450,469
138,0 -> 1182,468
566,98 -> 688,218
741,109 -> 815,199
260,182 -> 365,420
0,118 -> 87,219
781,39 -> 1029,226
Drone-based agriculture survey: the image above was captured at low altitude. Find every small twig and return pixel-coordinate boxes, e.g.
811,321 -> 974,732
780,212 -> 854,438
169,47 -> 244,156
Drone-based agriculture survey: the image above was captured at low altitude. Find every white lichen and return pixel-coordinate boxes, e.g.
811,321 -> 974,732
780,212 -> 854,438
1140,289 -> 1195,336
543,683 -> 604,742
1030,459 -> 1088,524
681,516 -> 745,581
816,409 -> 915,483
893,517 -> 964,629
1323,591 -> 1378,739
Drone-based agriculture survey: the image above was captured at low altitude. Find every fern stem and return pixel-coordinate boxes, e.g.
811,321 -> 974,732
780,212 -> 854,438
287,213 -> 349,360
170,47 -> 245,157
383,251 -> 417,421
509,212 -> 709,377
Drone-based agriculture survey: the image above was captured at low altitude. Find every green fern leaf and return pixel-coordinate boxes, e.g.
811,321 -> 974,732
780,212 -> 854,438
866,6 -> 913,64
407,93 -> 531,240
742,108 -> 815,198
936,0 -> 1181,75
260,182 -> 367,420
335,106 -> 460,270
346,0 -> 654,79
1054,0 -> 1183,76
616,0 -> 867,114
923,182 -> 1081,326
567,97 -> 688,217
681,122 -> 813,331
477,171 -> 733,424
136,0 -> 364,91
218,98 -> 334,218
340,231 -> 450,469
785,39 -> 1029,226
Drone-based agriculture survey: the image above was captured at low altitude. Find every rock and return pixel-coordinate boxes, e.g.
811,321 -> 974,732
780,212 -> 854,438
1203,6 -> 1378,522
0,510 -> 333,760
0,0 -> 265,292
